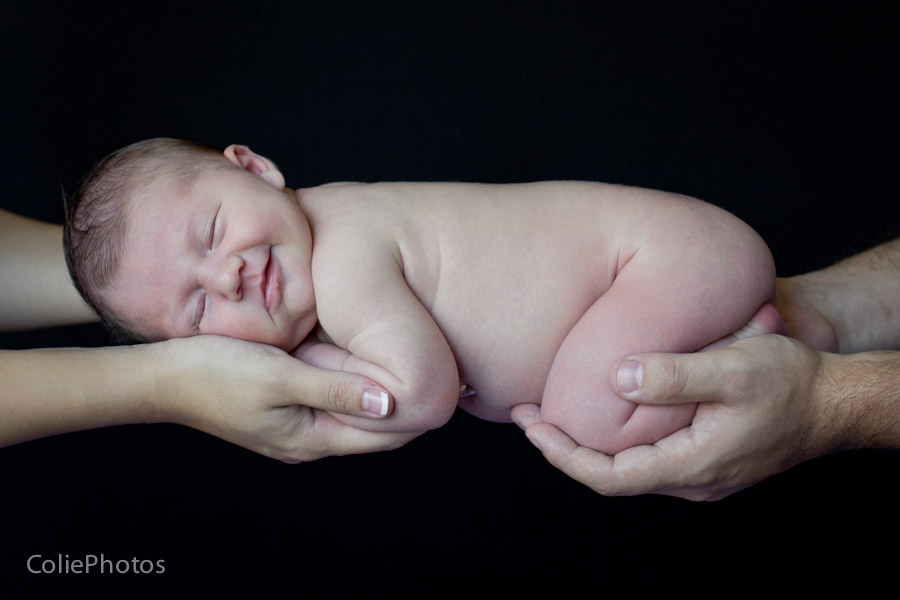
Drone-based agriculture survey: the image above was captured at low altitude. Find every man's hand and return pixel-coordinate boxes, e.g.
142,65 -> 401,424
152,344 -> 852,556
512,335 -> 832,500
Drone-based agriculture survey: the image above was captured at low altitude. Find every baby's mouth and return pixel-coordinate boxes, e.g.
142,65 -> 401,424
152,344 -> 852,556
263,247 -> 280,313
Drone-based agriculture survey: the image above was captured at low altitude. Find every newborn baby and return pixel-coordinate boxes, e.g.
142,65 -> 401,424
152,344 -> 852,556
64,138 -> 784,455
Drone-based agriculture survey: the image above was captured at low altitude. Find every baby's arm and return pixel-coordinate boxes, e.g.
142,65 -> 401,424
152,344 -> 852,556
305,239 -> 460,434
540,188 -> 777,455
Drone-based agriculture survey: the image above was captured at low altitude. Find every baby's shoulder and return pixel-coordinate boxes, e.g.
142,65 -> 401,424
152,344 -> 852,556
302,182 -> 434,251
317,181 -> 362,187
299,181 -> 403,219
305,186 -> 402,271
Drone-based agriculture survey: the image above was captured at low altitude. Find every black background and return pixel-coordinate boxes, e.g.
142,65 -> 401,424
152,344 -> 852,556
2,1 -> 898,596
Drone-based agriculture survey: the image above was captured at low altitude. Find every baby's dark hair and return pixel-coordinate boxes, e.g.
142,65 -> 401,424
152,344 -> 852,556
63,138 -> 230,342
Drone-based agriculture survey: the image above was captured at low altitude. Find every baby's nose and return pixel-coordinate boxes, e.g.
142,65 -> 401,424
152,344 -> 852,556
200,254 -> 244,301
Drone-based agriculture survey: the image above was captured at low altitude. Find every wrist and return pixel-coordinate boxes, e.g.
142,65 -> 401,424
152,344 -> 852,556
0,345 -> 167,448
807,351 -> 854,456
142,340 -> 182,425
811,350 -> 900,452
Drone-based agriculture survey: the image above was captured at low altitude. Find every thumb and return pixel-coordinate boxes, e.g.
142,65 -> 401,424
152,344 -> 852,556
609,351 -> 732,405
277,358 -> 394,418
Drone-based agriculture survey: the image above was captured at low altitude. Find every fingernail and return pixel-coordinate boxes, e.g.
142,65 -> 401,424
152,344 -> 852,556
617,360 -> 643,394
362,389 -> 389,417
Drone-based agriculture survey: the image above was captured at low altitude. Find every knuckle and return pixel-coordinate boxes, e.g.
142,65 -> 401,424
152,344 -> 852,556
682,466 -> 731,502
286,445 -> 322,463
597,480 -> 632,497
582,471 -> 619,497
588,458 -> 637,497
683,489 -> 715,502
591,484 -> 616,496
324,379 -> 355,414
658,358 -> 687,399
274,436 -> 322,464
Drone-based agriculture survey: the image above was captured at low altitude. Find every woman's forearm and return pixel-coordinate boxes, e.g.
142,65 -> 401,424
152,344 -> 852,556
0,209 -> 99,331
0,345 -> 161,447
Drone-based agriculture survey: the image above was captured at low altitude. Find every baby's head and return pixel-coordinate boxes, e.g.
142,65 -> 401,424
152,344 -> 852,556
64,138 -> 318,351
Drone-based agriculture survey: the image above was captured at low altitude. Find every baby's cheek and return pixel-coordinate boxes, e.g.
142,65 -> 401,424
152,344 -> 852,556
207,311 -> 273,346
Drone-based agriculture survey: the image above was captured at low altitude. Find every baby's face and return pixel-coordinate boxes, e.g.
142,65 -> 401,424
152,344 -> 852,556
108,166 -> 317,351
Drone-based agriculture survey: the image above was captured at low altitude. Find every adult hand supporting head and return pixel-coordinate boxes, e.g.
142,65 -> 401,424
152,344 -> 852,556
512,334 -> 835,501
148,335 -> 414,464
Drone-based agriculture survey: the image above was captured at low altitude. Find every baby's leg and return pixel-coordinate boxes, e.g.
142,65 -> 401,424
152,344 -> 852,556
540,237 -> 778,455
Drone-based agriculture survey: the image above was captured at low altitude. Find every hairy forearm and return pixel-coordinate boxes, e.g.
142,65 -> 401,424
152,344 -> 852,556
0,346 -> 161,447
793,238 -> 900,353
815,349 -> 900,453
0,209 -> 98,331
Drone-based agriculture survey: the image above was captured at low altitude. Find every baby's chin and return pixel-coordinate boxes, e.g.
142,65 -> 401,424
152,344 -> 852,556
193,313 -> 318,353
270,315 -> 318,353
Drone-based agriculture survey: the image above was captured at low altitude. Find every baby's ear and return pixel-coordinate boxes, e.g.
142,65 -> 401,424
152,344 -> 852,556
223,144 -> 286,189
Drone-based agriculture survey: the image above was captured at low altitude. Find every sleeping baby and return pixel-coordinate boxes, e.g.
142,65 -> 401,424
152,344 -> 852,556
64,138 -> 785,455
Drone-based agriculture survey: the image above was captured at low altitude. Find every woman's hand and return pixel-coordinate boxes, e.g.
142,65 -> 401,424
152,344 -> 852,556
150,335 -> 417,463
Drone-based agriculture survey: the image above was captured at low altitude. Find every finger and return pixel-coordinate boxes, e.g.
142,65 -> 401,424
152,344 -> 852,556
521,410 -> 709,498
591,428 -> 719,500
609,350 -> 739,405
525,422 -> 689,497
522,421 -> 625,494
292,339 -> 352,371
276,358 -> 394,418
296,411 -> 418,459
510,403 -> 542,430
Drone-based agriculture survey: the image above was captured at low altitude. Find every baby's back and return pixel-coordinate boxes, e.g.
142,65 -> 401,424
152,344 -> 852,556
303,181 -> 635,421
303,180 -> 775,451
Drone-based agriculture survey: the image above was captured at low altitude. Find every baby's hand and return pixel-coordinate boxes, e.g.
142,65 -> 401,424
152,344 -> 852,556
291,337 -> 352,371
458,383 -> 477,398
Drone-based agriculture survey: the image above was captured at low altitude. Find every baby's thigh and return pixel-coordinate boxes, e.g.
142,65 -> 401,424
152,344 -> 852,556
541,193 -> 779,453
543,300 -> 786,455
540,291 -> 699,455
540,265 -> 772,454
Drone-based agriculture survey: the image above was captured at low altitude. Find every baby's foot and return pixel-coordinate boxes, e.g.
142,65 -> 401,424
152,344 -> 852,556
699,302 -> 789,352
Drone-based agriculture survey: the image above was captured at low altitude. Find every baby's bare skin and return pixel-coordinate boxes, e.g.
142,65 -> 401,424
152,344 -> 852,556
106,157 -> 777,454
296,181 -> 776,454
